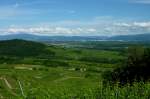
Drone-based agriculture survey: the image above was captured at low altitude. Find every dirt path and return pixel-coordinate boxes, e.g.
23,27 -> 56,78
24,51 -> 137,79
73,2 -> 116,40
3,78 -> 12,89
0,93 -> 4,99
54,76 -> 83,82
18,80 -> 26,98
0,77 -> 17,96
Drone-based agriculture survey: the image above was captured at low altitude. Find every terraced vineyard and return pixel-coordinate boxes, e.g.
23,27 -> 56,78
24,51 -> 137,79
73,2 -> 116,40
0,39 -> 150,98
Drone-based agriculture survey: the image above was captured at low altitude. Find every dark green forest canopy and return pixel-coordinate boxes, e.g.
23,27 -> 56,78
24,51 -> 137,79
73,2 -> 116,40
102,47 -> 150,85
0,39 -> 54,57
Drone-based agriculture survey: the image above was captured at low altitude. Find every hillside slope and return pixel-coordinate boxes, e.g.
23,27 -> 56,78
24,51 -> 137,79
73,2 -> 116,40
0,39 -> 53,57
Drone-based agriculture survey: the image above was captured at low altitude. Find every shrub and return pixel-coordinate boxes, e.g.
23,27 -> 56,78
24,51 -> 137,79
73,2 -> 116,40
102,46 -> 150,86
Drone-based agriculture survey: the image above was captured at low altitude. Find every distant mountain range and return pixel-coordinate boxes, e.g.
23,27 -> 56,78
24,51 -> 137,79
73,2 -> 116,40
0,33 -> 107,42
108,34 -> 150,41
0,33 -> 150,42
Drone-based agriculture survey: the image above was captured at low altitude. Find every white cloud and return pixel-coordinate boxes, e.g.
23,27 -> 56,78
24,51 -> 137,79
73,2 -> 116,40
0,17 -> 150,36
130,0 -> 150,4
114,21 -> 150,28
113,21 -> 150,35
0,7 -> 18,18
68,10 -> 76,14
133,22 -> 150,27
0,27 -> 98,36
13,3 -> 19,8
0,1 -> 75,20
87,28 -> 97,32
114,23 -> 132,27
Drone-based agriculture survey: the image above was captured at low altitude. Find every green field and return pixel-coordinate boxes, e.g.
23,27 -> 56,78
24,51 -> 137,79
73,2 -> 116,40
0,40 -> 149,98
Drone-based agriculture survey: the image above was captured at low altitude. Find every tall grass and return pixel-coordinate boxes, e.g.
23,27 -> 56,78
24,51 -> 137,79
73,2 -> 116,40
24,81 -> 150,99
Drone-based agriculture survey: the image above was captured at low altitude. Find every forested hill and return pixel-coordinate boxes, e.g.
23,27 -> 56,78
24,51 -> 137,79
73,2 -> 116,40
0,39 -> 54,57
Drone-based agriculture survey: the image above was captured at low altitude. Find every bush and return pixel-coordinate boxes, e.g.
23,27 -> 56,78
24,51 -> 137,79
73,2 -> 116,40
79,56 -> 121,64
102,46 -> 150,86
43,60 -> 69,67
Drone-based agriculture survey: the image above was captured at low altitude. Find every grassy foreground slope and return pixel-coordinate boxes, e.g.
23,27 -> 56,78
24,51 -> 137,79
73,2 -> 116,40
0,39 -> 149,98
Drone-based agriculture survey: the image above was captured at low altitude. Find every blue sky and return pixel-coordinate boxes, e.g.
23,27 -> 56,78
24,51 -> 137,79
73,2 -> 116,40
0,0 -> 150,36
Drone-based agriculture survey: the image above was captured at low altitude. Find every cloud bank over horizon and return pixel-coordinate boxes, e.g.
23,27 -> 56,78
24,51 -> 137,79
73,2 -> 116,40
0,18 -> 150,36
0,0 -> 149,36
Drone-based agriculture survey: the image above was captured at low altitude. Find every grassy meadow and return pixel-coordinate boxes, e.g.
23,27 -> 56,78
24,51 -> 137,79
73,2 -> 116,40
0,40 -> 149,98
